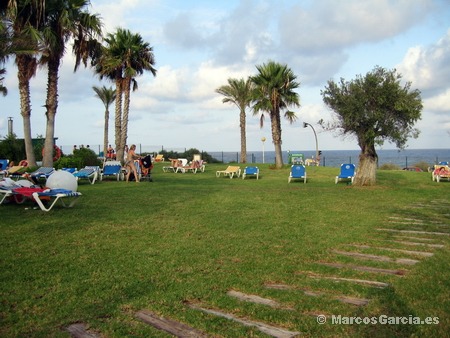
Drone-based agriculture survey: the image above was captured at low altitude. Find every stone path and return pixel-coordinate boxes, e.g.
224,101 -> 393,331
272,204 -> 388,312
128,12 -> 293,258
66,201 -> 448,337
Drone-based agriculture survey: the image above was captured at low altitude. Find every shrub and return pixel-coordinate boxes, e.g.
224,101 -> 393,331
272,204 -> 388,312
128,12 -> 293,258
412,161 -> 431,172
379,163 -> 401,170
55,148 -> 101,170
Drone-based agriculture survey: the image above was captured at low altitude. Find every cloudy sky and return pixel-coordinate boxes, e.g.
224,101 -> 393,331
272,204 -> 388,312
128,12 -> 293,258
1,0 -> 449,153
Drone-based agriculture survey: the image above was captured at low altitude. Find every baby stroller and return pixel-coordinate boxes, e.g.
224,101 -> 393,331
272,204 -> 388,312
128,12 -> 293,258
139,155 -> 153,182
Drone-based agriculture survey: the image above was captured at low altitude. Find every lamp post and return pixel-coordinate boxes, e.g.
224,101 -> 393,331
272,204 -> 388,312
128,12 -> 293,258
303,122 -> 319,164
261,137 -> 266,163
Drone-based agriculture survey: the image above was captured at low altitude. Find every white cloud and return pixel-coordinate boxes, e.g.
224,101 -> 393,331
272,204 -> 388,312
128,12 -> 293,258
423,88 -> 450,114
397,29 -> 450,97
279,0 -> 433,52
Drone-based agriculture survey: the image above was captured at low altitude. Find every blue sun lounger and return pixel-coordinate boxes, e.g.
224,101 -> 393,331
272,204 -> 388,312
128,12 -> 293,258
73,166 -> 99,184
288,164 -> 307,183
335,163 -> 356,184
31,188 -> 82,212
242,166 -> 259,180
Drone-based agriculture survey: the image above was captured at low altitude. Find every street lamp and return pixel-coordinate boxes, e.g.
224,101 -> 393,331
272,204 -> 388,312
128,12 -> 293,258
261,137 -> 266,163
303,122 -> 319,164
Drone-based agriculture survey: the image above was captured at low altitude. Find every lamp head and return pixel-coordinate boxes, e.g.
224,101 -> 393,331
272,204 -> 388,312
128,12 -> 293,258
303,122 -> 308,128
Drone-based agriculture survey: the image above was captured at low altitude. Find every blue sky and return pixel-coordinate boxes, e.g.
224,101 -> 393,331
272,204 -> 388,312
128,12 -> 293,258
1,0 -> 450,153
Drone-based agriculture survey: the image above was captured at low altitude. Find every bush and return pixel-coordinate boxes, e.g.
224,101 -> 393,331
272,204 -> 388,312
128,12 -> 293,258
379,163 -> 401,170
54,148 -> 101,170
158,148 -> 219,163
412,161 -> 431,172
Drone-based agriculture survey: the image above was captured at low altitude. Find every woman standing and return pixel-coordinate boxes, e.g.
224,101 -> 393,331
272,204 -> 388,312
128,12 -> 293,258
125,144 -> 140,182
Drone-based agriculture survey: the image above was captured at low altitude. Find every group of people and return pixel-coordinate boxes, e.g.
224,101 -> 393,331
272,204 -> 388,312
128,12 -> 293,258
2,143 -> 145,184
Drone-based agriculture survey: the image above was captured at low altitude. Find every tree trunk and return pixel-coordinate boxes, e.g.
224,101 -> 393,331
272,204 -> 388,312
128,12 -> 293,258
271,111 -> 283,168
354,144 -> 378,186
118,77 -> 131,164
17,56 -> 37,167
103,108 -> 109,159
114,77 -> 123,163
239,107 -> 247,163
43,58 -> 60,167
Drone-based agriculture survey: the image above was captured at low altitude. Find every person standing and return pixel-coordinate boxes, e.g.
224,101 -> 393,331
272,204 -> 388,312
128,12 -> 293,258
125,144 -> 140,182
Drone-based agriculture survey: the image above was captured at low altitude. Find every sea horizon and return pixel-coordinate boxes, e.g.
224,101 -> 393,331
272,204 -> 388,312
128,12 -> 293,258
206,148 -> 450,168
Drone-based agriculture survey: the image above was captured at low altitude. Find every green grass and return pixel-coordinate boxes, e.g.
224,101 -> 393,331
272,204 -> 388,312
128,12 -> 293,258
1,163 -> 449,337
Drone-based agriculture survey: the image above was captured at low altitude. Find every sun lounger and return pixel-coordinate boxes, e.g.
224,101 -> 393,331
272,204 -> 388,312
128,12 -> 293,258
31,188 -> 82,212
216,166 -> 241,179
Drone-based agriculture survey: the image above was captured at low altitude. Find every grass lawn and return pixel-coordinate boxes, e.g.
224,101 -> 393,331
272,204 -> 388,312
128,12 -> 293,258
1,163 -> 449,337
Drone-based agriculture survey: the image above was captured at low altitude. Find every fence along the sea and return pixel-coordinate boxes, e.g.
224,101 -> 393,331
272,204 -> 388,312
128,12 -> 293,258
60,144 -> 449,168
208,149 -> 449,168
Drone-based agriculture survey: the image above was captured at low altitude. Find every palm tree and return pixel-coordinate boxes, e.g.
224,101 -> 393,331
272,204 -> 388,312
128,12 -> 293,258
93,85 -> 116,158
251,61 -> 300,168
96,28 -> 156,163
0,19 -> 9,96
40,0 -> 102,166
1,0 -> 44,167
216,78 -> 254,163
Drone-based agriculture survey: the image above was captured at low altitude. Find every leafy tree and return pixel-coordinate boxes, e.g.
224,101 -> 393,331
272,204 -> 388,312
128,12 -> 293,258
251,61 -> 300,169
0,68 -> 7,96
0,133 -> 25,162
321,66 -> 422,186
96,28 -> 156,164
216,77 -> 254,163
1,0 -> 43,167
93,85 -> 116,158
40,0 -> 102,167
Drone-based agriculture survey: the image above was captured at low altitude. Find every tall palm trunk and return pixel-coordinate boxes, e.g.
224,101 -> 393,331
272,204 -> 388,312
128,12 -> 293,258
271,108 -> 283,168
114,77 -> 123,162
17,55 -> 37,166
103,108 -> 109,158
239,107 -> 247,163
119,77 -> 131,163
43,58 -> 60,167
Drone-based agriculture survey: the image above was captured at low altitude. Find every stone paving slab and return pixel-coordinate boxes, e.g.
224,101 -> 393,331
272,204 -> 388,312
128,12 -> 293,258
351,244 -> 434,257
136,309 -> 208,338
318,262 -> 406,275
332,250 -> 419,265
264,283 -> 369,306
376,228 -> 450,236
188,303 -> 301,338
303,272 -> 390,288
66,323 -> 100,338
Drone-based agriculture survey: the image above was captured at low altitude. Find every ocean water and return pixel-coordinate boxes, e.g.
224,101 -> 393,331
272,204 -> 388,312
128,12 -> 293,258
208,148 -> 450,168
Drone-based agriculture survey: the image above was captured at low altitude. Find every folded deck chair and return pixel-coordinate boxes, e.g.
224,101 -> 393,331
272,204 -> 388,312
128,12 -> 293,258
101,161 -> 123,181
154,154 -> 165,162
335,163 -> 356,184
4,165 -> 26,179
242,166 -> 259,180
62,167 -> 77,174
73,166 -> 99,184
288,164 -> 306,183
216,166 -> 241,179
29,167 -> 55,183
32,188 -> 82,212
